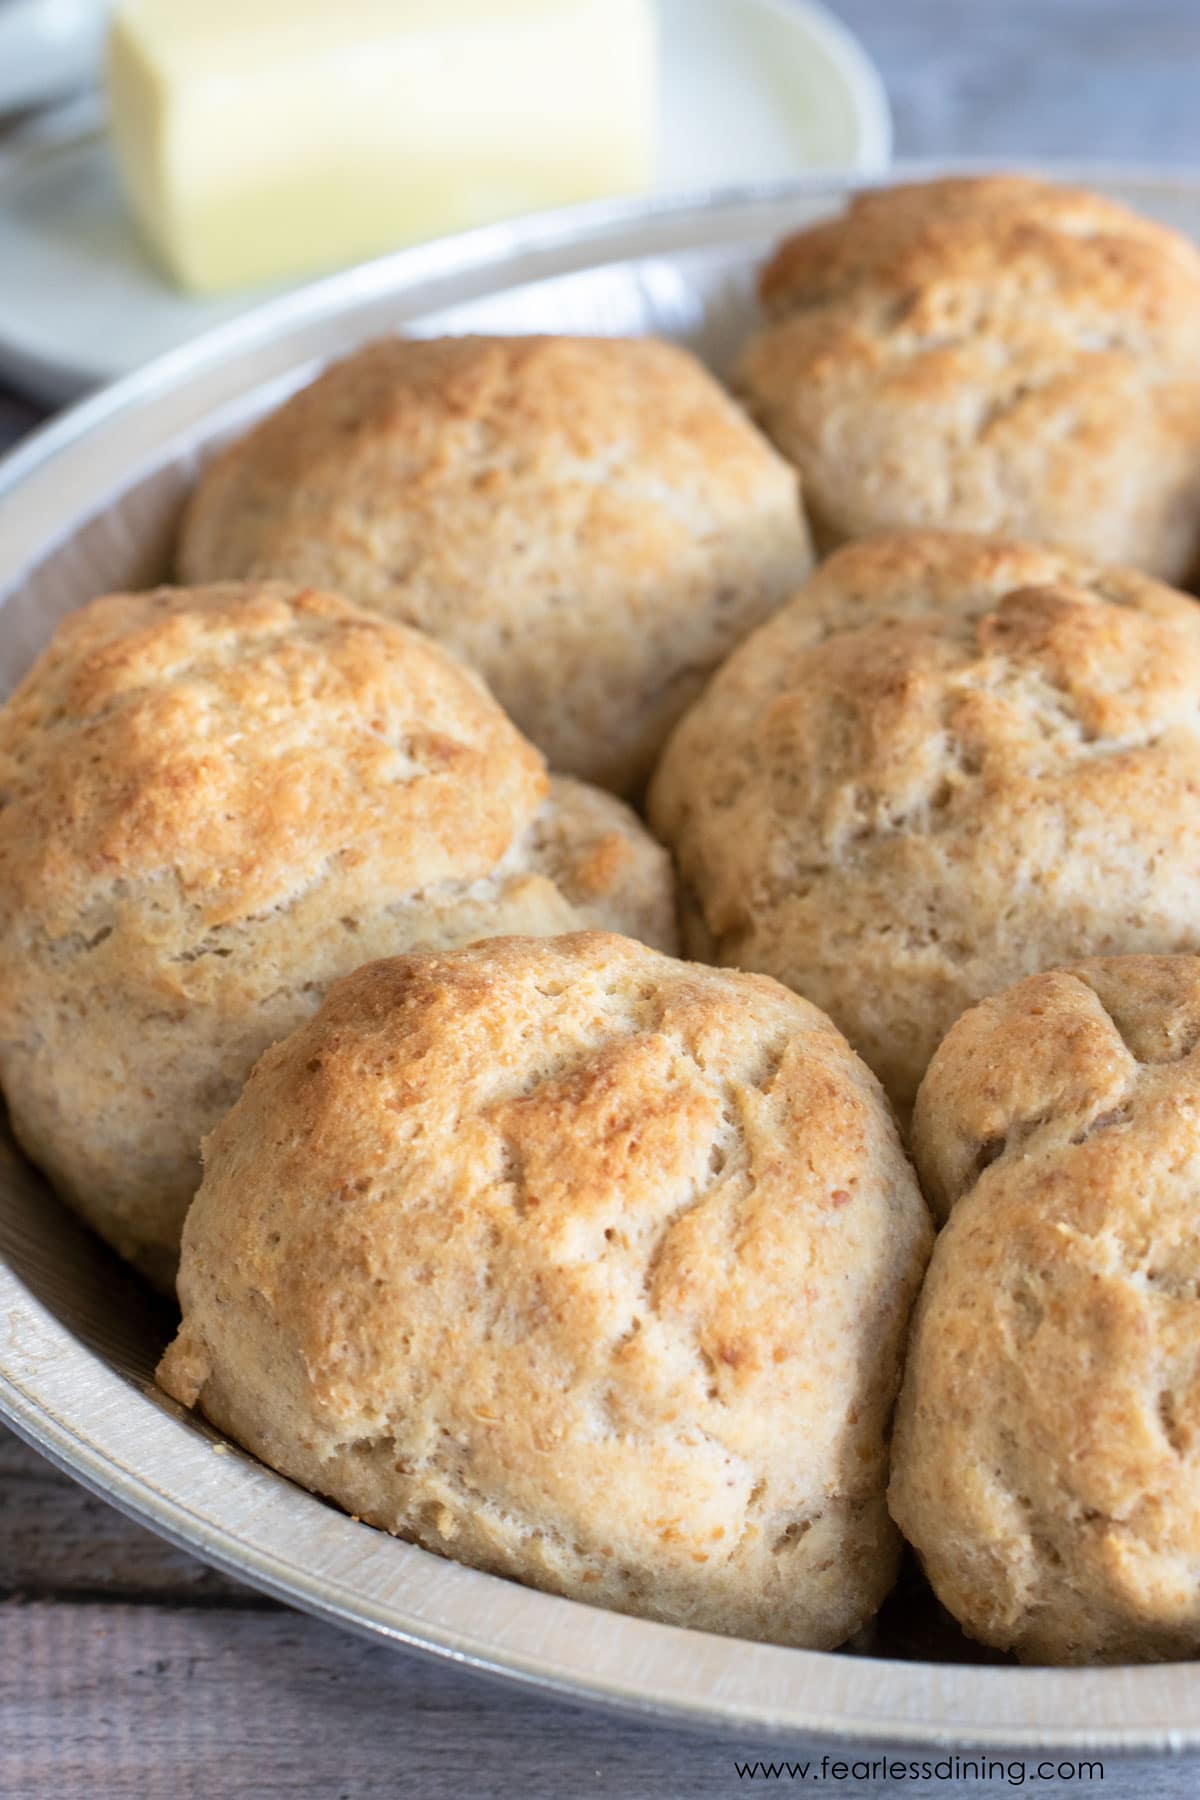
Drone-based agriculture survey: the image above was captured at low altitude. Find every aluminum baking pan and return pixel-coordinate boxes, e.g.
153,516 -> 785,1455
3,174 -> 1200,1752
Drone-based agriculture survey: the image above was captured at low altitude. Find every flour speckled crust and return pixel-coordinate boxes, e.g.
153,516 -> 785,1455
177,334 -> 814,793
737,176 -> 1200,580
648,530 -> 1200,1115
158,932 -> 931,1647
891,956 -> 1200,1664
0,585 -> 675,1287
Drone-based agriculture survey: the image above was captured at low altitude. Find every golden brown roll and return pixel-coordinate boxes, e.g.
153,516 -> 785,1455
177,334 -> 814,794
649,529 -> 1200,1114
738,176 -> 1200,580
159,931 -> 931,1647
892,956 -> 1200,1663
0,584 -> 675,1286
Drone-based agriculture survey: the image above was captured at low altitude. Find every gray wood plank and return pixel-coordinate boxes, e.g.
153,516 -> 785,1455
0,1429 -> 248,1603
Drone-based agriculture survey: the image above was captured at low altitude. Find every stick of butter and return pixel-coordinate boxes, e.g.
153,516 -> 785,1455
106,0 -> 657,294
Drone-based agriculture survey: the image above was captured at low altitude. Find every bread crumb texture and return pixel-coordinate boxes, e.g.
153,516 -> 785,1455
178,334 -> 814,793
0,584 -> 675,1284
892,955 -> 1200,1663
159,931 -> 931,1647
738,176 -> 1200,579
649,529 -> 1200,1114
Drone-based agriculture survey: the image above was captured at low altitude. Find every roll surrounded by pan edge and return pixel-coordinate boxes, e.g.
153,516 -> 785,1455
892,955 -> 1200,1664
738,174 -> 1200,580
159,932 -> 932,1648
0,584 -> 676,1286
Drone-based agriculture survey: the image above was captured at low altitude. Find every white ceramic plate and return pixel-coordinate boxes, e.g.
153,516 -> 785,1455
3,172 -> 1200,1751
0,0 -> 888,403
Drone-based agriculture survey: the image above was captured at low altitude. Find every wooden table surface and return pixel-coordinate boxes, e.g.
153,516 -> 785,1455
5,5 -> 1200,1795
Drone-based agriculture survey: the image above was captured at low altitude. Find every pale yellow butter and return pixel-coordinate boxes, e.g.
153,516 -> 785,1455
106,0 -> 656,293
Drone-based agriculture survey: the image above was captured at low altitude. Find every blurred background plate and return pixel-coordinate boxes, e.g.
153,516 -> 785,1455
0,0 -> 889,404
4,173 -> 1200,1751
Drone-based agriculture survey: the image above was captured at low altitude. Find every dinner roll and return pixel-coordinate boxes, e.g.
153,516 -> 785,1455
158,932 -> 931,1647
649,529 -> 1200,1114
737,175 -> 1200,580
177,334 -> 813,794
0,584 -> 675,1287
891,956 -> 1200,1664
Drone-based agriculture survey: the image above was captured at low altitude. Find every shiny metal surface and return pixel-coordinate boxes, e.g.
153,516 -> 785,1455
2,175 -> 1200,1750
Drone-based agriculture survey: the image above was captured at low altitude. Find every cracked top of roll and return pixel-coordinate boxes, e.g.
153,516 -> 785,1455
648,529 -> 1200,1113
892,955 -> 1200,1663
0,580 -> 545,934
158,932 -> 931,1649
737,175 -> 1200,580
